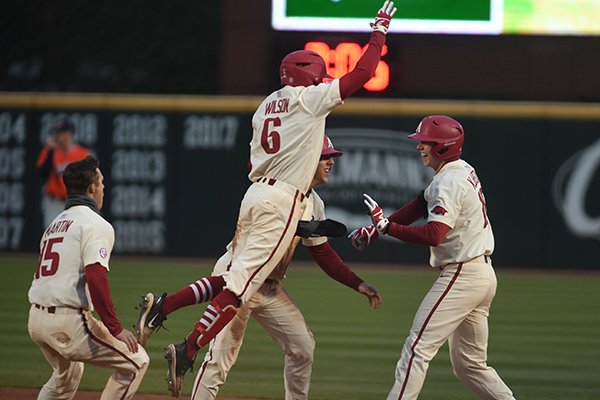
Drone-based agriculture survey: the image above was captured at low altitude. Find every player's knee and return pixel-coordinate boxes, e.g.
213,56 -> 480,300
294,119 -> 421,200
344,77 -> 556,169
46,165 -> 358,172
287,334 -> 315,366
450,354 -> 484,382
123,347 -> 150,375
451,359 -> 468,381
138,349 -> 150,369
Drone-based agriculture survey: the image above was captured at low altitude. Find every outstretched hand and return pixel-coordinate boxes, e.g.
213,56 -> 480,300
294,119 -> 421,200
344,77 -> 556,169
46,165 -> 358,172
348,225 -> 379,250
363,193 -> 390,234
358,282 -> 382,309
371,0 -> 397,34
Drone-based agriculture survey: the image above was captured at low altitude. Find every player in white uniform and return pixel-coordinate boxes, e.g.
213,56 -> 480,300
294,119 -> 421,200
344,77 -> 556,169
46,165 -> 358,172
137,136 -> 381,400
349,116 -> 517,400
132,2 -> 397,396
27,156 -> 149,400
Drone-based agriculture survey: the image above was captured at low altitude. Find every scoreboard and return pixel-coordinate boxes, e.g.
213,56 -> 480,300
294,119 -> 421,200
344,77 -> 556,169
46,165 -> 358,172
273,0 -> 600,36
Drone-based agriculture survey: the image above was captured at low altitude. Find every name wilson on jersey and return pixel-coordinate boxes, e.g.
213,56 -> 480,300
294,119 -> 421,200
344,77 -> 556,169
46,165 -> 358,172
264,98 -> 290,115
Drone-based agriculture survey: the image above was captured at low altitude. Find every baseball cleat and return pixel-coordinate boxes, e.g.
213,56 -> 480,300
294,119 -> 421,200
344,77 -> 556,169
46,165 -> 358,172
134,292 -> 167,346
165,341 -> 194,398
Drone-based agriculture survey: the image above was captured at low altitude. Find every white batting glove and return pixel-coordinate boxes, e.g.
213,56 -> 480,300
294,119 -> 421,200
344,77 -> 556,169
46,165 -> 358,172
348,226 -> 379,250
363,193 -> 390,234
370,0 -> 397,34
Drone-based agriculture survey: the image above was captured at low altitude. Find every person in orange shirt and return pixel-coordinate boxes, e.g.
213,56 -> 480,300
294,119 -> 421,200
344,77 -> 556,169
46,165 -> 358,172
37,117 -> 91,227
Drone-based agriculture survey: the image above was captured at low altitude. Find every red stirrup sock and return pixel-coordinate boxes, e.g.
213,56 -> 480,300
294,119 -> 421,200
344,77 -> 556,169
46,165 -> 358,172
184,289 -> 240,360
163,275 -> 226,315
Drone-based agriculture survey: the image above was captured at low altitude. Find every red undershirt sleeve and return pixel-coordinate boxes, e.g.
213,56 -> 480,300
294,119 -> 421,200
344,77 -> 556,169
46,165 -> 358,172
385,221 -> 451,247
85,262 -> 123,336
388,192 -> 428,225
339,31 -> 385,100
306,242 -> 364,291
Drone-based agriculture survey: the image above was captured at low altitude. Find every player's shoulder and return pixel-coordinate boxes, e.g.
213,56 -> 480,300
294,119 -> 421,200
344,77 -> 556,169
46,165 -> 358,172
439,159 -> 473,179
303,79 -> 339,94
72,206 -> 112,229
427,160 -> 470,193
308,190 -> 326,216
263,85 -> 300,100
310,190 -> 325,207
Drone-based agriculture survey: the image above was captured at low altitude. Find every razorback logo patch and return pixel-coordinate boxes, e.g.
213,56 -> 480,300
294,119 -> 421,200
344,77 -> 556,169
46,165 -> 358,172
432,206 -> 448,216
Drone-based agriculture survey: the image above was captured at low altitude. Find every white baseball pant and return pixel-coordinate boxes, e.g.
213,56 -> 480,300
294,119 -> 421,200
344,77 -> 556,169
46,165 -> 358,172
190,282 -> 315,400
224,180 -> 307,304
28,305 -> 149,400
386,258 -> 514,400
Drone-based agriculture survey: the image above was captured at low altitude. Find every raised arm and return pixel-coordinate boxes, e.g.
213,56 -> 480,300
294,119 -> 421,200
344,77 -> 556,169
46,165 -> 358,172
339,1 -> 397,100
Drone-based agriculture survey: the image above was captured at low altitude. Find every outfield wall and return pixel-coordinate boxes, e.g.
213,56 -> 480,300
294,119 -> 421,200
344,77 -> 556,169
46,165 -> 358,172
1,93 -> 599,269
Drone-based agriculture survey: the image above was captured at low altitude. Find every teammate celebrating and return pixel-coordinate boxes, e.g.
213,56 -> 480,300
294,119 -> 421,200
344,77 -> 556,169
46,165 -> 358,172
138,136 -> 381,400
135,1 -> 396,396
27,156 -> 149,400
349,115 -> 517,400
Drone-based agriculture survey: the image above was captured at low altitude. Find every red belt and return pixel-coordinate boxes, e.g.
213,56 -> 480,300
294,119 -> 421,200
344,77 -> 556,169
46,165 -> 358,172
34,304 -> 56,314
439,255 -> 492,270
256,177 -> 309,201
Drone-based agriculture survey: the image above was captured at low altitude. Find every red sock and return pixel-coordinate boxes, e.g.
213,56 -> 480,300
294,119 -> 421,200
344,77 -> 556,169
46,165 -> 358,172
185,330 -> 201,361
163,276 -> 225,315
184,289 -> 240,360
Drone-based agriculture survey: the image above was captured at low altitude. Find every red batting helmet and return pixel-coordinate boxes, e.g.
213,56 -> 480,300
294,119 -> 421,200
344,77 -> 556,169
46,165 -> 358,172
280,50 -> 333,87
408,115 -> 464,161
321,135 -> 343,158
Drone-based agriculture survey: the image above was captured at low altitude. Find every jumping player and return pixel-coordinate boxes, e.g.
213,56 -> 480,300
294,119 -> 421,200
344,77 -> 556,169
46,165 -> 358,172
27,156 -> 149,399
349,115 -> 517,400
138,136 -> 381,400
135,1 -> 396,396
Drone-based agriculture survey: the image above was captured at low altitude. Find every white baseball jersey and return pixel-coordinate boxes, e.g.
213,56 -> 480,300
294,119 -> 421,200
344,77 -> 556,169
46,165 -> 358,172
214,190 -> 328,280
249,80 -> 343,194
424,159 -> 494,267
28,205 -> 115,309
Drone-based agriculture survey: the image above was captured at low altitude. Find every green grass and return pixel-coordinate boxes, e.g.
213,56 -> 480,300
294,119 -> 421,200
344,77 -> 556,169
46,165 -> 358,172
3,254 -> 600,399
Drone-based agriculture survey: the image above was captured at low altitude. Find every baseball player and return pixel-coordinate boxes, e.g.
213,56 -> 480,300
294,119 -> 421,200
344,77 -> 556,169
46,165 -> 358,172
134,1 -> 397,396
137,136 -> 381,400
349,115 -> 517,400
36,117 -> 91,228
27,156 -> 149,400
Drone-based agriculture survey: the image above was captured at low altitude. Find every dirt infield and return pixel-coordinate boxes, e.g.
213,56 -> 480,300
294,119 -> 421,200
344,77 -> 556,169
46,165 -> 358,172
0,387 -> 255,400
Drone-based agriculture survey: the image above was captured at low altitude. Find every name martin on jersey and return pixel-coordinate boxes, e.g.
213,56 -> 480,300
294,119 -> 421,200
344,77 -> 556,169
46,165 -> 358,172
264,98 -> 290,115
44,219 -> 74,236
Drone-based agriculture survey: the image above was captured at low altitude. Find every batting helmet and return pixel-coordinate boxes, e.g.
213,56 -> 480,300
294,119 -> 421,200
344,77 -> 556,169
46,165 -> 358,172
280,50 -> 333,87
321,135 -> 343,158
408,115 -> 464,161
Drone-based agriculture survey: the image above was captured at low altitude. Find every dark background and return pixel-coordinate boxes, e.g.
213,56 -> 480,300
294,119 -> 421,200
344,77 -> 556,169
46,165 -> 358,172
2,1 -> 600,101
1,106 -> 598,269
1,2 -> 599,269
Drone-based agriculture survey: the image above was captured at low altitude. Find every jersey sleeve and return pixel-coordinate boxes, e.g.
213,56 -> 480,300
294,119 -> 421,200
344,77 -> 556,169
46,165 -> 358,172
298,79 -> 343,118
302,192 -> 328,247
425,173 -> 466,229
81,216 -> 115,270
